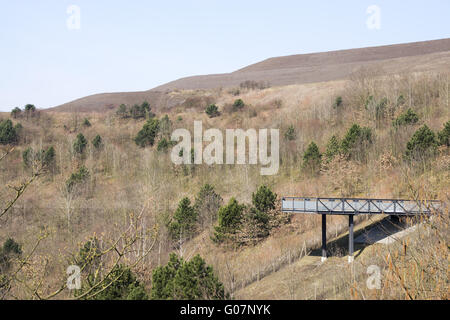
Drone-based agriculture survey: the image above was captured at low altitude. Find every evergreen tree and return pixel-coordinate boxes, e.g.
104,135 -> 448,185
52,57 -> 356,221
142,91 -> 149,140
168,198 -> 197,241
438,120 -> 450,146
11,107 -> 22,119
393,108 -> 419,127
341,124 -> 373,157
284,125 -> 296,141
0,119 -> 19,145
92,135 -> 102,149
324,135 -> 340,162
73,133 -> 88,154
116,104 -> 128,118
405,125 -> 438,160
302,141 -> 321,173
213,198 -> 245,243
248,185 -> 277,238
193,184 -> 223,228
205,104 -> 220,118
151,253 -> 226,300
232,99 -> 245,111
135,118 -> 160,147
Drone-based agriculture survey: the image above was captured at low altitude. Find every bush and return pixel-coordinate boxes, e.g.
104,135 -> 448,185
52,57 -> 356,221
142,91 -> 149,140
194,184 -> 223,228
213,198 -> 245,243
232,99 -> 245,111
0,238 -> 22,273
159,115 -> 173,138
116,104 -> 129,118
393,108 -> 419,127
66,166 -> 90,192
205,104 -> 220,118
405,125 -> 438,160
168,198 -> 197,241
11,107 -> 22,119
135,118 -> 160,147
302,141 -> 321,173
77,264 -> 148,300
83,118 -> 91,127
341,124 -> 373,157
0,119 -> 19,145
92,135 -> 102,149
73,133 -> 88,154
438,120 -> 450,146
151,253 -> 226,300
333,96 -> 343,108
284,125 -> 296,141
22,146 -> 56,171
324,135 -> 340,162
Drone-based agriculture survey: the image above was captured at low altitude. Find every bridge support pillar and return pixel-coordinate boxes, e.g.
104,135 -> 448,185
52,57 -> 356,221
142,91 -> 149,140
348,215 -> 354,263
321,214 -> 327,262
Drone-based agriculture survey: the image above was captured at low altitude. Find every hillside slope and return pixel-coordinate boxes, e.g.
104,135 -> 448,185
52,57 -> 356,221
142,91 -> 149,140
48,38 -> 450,112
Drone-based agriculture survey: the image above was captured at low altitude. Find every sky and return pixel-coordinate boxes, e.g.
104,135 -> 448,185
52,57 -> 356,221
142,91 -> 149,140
0,0 -> 449,112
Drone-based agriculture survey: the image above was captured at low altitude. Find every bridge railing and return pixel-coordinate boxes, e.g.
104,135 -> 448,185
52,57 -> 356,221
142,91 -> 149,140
281,197 -> 442,215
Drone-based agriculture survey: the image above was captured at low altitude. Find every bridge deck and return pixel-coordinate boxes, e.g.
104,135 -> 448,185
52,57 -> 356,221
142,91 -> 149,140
281,197 -> 441,215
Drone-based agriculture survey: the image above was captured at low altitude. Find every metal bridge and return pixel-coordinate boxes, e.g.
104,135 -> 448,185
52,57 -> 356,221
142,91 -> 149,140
281,197 -> 442,263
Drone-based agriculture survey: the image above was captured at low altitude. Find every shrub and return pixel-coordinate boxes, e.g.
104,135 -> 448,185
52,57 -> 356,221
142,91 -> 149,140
0,238 -> 22,273
151,253 -> 226,300
324,135 -> 340,162
205,104 -> 220,118
11,107 -> 22,119
83,118 -> 91,127
232,99 -> 245,111
213,198 -> 245,243
77,264 -> 148,300
0,119 -> 19,145
92,135 -> 102,149
116,104 -> 128,118
284,125 -> 296,141
24,104 -> 36,119
134,118 -> 160,147
194,184 -> 223,228
302,141 -> 321,173
22,146 -> 56,171
333,96 -> 343,108
66,166 -> 90,192
405,125 -> 438,160
159,115 -> 173,138
393,108 -> 419,127
73,133 -> 88,154
168,198 -> 197,241
438,120 -> 450,146
341,124 -> 373,157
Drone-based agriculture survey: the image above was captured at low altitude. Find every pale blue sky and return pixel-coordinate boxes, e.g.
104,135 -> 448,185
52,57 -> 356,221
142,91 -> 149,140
0,0 -> 449,111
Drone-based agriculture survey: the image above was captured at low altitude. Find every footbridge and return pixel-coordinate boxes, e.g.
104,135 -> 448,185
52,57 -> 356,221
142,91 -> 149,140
281,197 -> 442,263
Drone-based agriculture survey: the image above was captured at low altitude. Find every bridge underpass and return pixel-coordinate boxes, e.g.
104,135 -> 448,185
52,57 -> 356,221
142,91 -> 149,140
281,197 -> 442,263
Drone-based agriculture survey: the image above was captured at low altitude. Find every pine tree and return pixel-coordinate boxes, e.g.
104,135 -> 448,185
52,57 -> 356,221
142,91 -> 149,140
405,125 -> 438,160
302,141 -> 321,173
151,253 -> 226,300
168,198 -> 197,241
135,118 -> 160,147
438,120 -> 450,146
213,198 -> 245,243
73,133 -> 88,154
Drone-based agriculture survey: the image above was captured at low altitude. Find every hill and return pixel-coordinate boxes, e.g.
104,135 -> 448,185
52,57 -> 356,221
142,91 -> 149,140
48,38 -> 450,112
